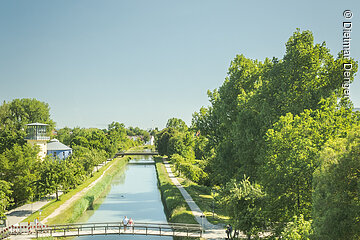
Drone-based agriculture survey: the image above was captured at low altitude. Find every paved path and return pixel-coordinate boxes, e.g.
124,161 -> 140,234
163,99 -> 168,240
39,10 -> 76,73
163,160 -> 234,240
5,199 -> 52,227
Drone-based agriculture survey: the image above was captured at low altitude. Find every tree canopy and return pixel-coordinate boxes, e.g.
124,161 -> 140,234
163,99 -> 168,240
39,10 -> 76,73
158,29 -> 360,238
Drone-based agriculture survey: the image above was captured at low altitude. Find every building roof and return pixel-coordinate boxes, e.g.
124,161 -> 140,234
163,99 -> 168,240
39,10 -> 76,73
26,122 -> 48,126
47,139 -> 72,151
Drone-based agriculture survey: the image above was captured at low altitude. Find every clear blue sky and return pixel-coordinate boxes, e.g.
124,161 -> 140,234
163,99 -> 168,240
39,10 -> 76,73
1,0 -> 359,129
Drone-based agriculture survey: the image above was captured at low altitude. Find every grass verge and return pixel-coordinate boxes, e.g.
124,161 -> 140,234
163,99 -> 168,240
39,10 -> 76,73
169,163 -> 230,226
179,178 -> 230,226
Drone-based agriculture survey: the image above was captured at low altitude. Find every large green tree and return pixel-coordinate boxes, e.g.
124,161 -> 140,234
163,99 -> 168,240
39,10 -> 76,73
192,30 -> 358,186
221,176 -> 266,240
166,118 -> 188,132
312,128 -> 360,240
156,127 -> 177,156
36,157 -> 64,200
0,144 -> 40,206
0,98 -> 55,153
259,99 -> 359,224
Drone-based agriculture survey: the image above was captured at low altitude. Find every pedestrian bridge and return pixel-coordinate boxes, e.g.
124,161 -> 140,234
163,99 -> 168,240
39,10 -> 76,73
115,151 -> 158,157
32,222 -> 202,238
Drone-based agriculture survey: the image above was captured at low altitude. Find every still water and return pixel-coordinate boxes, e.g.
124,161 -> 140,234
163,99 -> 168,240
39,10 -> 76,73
77,156 -> 172,239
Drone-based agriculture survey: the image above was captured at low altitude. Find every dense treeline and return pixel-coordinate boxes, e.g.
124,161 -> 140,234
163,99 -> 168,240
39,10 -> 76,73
156,30 -> 360,239
156,118 -> 210,185
0,98 -> 55,215
126,126 -> 151,142
0,98 -> 141,218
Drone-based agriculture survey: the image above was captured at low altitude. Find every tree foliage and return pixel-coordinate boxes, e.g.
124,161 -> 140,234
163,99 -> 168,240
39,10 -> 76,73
0,98 -> 137,215
193,30 -> 358,186
187,29 -> 359,237
0,180 -> 12,217
221,176 -> 266,239
312,129 -> 360,240
126,126 -> 151,142
166,118 -> 188,132
278,215 -> 313,240
0,144 -> 40,205
0,98 -> 55,154
258,98 -> 359,224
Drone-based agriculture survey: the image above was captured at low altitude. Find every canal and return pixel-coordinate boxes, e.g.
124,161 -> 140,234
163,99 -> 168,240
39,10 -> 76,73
76,156 -> 172,239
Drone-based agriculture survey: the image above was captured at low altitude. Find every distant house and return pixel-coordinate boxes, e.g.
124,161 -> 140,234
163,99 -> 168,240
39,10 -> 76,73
47,139 -> 72,160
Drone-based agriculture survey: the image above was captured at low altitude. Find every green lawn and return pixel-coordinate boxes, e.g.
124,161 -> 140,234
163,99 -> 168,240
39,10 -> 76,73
180,178 -> 230,226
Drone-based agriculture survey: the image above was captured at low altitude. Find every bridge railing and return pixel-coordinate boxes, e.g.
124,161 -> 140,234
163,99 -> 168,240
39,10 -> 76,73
115,151 -> 159,156
35,221 -> 202,238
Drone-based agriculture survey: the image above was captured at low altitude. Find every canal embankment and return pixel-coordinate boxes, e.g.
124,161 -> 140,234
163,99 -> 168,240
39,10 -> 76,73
155,156 -> 231,240
154,156 -> 197,224
75,155 -> 173,240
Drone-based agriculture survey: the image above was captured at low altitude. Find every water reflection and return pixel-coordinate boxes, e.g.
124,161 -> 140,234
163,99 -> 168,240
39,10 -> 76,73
77,156 -> 172,239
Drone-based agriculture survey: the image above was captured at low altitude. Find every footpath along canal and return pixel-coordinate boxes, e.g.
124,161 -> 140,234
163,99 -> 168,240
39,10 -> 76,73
75,155 -> 173,240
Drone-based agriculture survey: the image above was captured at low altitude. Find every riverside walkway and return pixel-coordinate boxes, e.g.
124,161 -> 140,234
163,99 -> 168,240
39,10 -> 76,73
163,159 -> 239,240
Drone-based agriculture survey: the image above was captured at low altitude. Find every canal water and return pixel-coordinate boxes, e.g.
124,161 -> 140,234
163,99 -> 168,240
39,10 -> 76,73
76,156 -> 172,239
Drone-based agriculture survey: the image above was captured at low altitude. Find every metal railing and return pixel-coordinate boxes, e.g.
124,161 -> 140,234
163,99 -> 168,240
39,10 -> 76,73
0,228 -> 10,240
35,222 -> 202,238
115,151 -> 159,157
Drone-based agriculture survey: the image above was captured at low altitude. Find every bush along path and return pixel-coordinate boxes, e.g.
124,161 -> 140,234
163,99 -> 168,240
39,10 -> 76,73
162,159 -> 243,239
